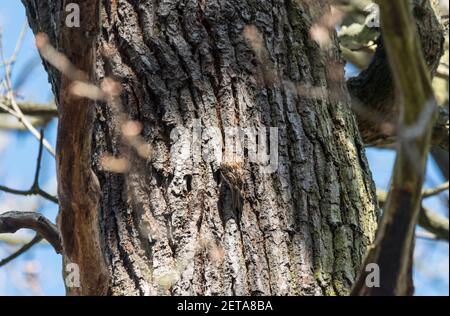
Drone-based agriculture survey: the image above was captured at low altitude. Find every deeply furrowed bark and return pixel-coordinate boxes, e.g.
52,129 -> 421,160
22,0 -> 378,296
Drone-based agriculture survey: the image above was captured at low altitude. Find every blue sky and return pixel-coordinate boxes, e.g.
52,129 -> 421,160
0,1 -> 448,296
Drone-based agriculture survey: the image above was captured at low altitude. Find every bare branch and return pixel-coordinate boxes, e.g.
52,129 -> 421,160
0,32 -> 56,157
352,0 -> 439,296
8,23 -> 28,69
377,190 -> 449,242
0,130 -> 58,204
0,185 -> 58,204
416,231 -> 440,241
436,67 -> 449,79
0,235 -> 42,267
0,211 -> 61,254
0,97 -> 57,117
418,206 -> 449,242
0,233 -> 46,245
346,0 -> 446,149
422,181 -> 449,199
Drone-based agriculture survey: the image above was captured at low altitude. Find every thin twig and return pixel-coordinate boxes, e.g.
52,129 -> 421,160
0,97 -> 57,116
0,235 -> 42,267
0,233 -> 46,245
0,32 -> 56,156
0,100 -> 21,118
377,190 -> 449,242
418,206 -> 449,241
416,231 -> 440,241
8,23 -> 28,72
422,181 -> 449,199
0,130 -> 58,204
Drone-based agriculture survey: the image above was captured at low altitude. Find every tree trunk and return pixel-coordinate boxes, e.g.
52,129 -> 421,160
22,0 -> 378,296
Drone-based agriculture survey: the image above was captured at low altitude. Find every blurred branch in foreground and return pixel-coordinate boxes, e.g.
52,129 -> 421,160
343,0 -> 447,149
377,190 -> 449,242
352,0 -> 440,296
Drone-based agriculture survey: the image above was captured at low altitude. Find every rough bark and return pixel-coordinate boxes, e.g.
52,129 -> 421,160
22,0 -> 378,296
